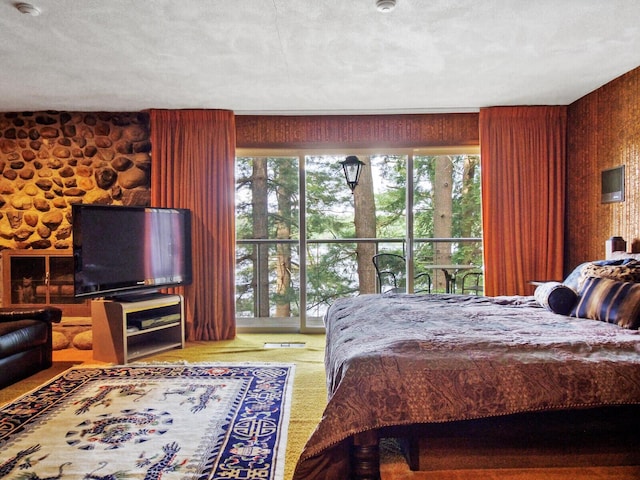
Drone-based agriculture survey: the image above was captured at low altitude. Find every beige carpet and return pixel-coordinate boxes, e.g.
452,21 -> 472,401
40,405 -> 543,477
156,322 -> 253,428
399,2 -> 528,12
2,334 -> 640,480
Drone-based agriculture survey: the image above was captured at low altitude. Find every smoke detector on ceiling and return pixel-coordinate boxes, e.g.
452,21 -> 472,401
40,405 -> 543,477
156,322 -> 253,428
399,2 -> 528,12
16,2 -> 41,16
376,0 -> 396,12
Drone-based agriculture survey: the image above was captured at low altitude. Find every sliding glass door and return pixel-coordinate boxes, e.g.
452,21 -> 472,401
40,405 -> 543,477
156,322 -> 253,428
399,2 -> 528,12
235,156 -> 302,329
235,149 -> 481,332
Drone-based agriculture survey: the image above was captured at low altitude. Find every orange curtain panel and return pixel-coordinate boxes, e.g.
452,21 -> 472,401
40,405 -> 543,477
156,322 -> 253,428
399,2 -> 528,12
150,109 -> 236,340
480,106 -> 567,296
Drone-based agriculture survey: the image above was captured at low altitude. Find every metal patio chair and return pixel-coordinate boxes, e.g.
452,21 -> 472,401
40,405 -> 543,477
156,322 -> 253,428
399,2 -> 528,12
460,270 -> 483,295
372,253 -> 432,294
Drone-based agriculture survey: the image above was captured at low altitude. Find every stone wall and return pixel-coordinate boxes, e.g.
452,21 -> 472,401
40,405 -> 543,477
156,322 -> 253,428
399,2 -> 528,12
0,111 -> 151,251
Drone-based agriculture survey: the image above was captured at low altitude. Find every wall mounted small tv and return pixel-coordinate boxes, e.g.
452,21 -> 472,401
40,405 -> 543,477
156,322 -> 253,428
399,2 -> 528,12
601,165 -> 625,203
73,204 -> 192,299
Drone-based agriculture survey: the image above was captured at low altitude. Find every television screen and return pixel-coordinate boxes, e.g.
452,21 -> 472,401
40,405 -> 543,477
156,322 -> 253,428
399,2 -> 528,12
601,165 -> 625,203
73,204 -> 192,299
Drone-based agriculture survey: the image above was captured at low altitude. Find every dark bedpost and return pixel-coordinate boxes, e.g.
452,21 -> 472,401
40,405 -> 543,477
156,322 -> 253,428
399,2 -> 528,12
351,430 -> 380,480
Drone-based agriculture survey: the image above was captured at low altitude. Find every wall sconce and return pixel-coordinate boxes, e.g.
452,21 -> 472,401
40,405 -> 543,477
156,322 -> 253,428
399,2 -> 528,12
340,156 -> 365,193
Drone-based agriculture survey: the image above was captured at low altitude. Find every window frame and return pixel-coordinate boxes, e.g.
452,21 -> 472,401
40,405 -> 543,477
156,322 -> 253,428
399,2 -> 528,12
235,146 -> 481,333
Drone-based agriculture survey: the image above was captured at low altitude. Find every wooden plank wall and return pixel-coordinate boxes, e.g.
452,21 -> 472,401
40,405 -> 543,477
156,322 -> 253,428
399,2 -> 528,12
566,66 -> 640,271
235,113 -> 479,149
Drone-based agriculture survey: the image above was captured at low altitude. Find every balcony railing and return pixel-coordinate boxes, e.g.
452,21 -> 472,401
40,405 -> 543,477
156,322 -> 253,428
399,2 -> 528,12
236,237 -> 482,331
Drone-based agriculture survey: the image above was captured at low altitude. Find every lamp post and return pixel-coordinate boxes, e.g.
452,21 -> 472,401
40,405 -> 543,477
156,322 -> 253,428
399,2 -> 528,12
340,156 -> 365,193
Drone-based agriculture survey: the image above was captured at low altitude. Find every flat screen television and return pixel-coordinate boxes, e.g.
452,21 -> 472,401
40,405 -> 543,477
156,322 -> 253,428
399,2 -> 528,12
72,204 -> 192,299
601,165 -> 625,203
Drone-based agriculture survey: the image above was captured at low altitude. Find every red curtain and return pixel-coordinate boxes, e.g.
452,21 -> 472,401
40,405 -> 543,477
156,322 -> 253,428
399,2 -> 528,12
150,109 -> 236,340
480,106 -> 567,296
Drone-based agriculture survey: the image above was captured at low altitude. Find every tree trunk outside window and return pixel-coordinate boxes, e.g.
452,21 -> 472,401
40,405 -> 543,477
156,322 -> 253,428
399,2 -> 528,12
274,159 -> 296,317
354,156 -> 377,294
252,158 -> 270,317
433,156 -> 453,290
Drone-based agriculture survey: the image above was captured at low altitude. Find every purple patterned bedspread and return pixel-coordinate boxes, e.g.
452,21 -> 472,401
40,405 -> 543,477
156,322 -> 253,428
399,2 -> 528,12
293,293 -> 640,480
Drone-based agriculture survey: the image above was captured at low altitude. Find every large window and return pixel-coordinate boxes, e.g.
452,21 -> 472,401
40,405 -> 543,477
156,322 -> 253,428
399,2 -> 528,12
235,149 -> 481,332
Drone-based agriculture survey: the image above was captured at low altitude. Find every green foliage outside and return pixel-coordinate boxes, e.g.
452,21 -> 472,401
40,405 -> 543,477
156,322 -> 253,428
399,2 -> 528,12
235,153 -> 482,320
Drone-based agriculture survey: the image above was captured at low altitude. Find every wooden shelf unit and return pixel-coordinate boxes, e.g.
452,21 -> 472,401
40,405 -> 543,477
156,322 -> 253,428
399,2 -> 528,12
1,249 -> 90,317
91,293 -> 184,364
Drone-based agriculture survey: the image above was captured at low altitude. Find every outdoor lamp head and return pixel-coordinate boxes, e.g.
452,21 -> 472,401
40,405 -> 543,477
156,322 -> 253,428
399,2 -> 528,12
340,156 -> 365,193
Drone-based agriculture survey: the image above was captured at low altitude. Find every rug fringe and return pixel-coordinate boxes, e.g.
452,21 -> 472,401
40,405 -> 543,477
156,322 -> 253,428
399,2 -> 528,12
70,361 -> 296,368
125,361 -> 296,367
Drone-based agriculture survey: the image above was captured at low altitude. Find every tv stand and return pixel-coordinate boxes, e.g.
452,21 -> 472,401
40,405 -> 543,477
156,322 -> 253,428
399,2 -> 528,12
91,293 -> 184,364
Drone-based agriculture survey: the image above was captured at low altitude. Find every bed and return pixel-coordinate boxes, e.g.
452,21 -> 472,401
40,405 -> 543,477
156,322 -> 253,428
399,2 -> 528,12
292,258 -> 640,480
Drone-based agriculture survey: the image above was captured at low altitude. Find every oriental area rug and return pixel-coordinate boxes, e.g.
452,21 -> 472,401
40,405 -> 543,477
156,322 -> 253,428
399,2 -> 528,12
0,363 -> 294,480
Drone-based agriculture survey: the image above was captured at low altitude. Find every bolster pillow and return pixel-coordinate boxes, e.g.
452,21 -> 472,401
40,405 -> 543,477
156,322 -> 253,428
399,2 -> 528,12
534,281 -> 578,315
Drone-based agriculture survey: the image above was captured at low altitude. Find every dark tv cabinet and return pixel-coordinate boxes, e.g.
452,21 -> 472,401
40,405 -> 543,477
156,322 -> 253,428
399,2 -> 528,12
1,250 -> 90,317
91,293 -> 184,363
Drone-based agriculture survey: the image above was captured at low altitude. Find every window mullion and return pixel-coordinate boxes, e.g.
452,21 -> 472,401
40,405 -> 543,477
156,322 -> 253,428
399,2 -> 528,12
406,153 -> 415,293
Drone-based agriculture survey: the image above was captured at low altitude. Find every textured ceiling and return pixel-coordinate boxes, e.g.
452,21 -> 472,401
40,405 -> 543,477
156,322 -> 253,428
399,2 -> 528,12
1,0 -> 640,114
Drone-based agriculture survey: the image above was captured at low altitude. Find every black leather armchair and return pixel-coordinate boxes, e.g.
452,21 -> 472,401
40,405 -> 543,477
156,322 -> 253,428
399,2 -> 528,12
0,306 -> 62,389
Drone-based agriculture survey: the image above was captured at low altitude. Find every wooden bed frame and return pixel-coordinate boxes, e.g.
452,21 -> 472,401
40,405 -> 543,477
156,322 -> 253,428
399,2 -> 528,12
350,405 -> 640,480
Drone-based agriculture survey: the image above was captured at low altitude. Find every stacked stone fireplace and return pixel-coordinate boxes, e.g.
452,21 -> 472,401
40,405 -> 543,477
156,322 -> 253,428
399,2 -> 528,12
0,110 -> 152,310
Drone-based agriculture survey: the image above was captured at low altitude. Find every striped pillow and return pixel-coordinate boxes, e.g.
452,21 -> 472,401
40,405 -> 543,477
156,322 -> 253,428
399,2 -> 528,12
571,276 -> 640,329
